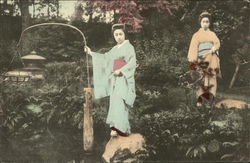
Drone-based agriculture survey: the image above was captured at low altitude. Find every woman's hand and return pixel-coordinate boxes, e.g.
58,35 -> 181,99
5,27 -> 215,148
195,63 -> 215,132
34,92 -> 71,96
210,46 -> 216,54
114,69 -> 123,76
84,46 -> 92,55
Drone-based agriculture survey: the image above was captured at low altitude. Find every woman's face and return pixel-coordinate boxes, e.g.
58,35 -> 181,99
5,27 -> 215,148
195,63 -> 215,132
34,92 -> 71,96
200,17 -> 210,30
113,29 -> 125,44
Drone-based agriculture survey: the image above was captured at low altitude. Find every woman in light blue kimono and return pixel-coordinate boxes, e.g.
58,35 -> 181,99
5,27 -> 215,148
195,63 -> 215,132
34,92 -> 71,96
85,24 -> 136,137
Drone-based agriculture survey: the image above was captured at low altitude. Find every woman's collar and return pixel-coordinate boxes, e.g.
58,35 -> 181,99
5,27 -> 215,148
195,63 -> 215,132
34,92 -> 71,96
199,28 -> 210,32
117,40 -> 129,48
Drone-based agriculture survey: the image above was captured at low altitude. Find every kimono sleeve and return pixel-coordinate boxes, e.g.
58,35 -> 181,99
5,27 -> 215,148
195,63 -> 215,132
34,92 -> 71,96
188,33 -> 199,63
90,50 -> 113,99
212,32 -> 220,51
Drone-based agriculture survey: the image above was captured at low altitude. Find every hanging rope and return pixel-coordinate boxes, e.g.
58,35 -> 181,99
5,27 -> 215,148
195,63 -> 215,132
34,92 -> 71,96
15,23 -> 90,87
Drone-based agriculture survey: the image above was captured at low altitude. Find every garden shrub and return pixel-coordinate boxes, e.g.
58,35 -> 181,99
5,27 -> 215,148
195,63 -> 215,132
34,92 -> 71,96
138,105 -> 249,162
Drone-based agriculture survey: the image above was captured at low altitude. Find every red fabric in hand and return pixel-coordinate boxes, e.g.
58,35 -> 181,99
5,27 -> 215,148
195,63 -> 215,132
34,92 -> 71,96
113,59 -> 126,71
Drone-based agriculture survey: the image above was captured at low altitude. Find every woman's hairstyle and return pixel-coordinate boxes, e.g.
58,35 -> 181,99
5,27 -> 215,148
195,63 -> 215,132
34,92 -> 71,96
111,23 -> 127,35
199,11 -> 211,23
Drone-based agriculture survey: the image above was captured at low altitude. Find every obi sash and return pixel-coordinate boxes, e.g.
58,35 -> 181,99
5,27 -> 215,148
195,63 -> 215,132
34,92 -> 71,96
198,42 -> 213,56
113,59 -> 126,71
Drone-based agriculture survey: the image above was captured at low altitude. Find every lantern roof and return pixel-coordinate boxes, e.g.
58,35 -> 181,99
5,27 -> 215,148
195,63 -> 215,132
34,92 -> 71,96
21,51 -> 46,60
5,70 -> 31,77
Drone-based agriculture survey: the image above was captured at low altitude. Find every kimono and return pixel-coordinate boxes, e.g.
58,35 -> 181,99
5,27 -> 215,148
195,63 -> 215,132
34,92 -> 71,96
188,28 -> 221,98
90,40 -> 136,134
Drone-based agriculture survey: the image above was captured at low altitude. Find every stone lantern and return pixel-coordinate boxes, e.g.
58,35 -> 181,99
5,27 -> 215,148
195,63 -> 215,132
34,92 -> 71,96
3,51 -> 46,82
21,50 -> 46,80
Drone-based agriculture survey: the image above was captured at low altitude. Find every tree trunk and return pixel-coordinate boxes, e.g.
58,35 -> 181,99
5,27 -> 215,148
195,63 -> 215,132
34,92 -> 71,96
47,1 -> 50,17
3,0 -> 7,6
32,0 -> 35,18
56,0 -> 59,17
88,6 -> 93,24
113,9 -> 119,23
20,0 -> 30,30
229,64 -> 240,89
1,0 -> 11,15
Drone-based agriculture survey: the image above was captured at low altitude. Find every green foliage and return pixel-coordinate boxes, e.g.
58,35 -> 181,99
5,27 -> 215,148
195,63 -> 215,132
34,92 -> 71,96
0,62 -> 85,160
220,109 -> 250,162
137,105 -> 249,162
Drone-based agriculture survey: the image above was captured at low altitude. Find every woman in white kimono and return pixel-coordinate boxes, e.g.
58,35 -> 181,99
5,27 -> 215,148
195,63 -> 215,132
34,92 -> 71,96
85,24 -> 137,137
188,12 -> 221,107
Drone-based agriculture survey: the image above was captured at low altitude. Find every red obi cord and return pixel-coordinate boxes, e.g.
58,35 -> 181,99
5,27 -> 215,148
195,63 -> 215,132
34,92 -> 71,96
110,127 -> 129,137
